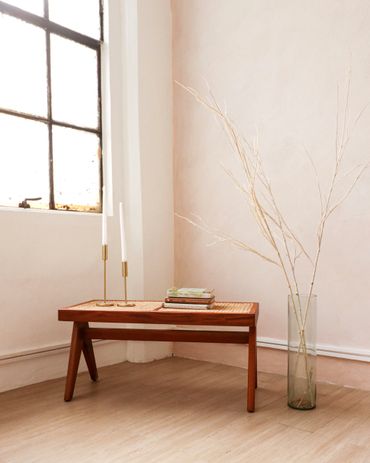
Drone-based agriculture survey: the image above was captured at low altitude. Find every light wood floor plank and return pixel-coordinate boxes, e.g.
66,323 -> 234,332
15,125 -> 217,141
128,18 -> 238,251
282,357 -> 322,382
0,357 -> 369,462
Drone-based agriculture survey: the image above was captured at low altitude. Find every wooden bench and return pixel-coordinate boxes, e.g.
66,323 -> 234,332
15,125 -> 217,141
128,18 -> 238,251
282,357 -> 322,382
58,300 -> 259,412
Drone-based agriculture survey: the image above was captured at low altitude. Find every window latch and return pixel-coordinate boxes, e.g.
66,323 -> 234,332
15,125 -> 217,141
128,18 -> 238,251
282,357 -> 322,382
18,197 -> 42,208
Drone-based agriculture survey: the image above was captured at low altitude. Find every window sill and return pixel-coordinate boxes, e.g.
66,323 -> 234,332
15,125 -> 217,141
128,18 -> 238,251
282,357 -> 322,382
0,205 -> 101,217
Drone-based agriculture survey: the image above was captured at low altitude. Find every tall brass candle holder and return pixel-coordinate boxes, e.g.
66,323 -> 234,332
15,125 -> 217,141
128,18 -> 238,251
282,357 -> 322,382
117,261 -> 135,307
96,244 -> 114,307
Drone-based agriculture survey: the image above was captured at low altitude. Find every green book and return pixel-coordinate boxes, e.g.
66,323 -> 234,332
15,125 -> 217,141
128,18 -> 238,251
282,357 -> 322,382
166,287 -> 214,298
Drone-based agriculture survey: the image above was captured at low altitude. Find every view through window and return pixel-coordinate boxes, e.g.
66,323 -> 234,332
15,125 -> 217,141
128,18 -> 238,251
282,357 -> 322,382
0,0 -> 103,212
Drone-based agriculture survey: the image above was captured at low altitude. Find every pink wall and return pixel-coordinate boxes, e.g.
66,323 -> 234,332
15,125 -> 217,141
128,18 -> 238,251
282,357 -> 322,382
172,0 -> 370,361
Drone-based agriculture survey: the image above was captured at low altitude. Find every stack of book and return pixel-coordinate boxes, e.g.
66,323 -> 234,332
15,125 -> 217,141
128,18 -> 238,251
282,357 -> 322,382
163,288 -> 215,310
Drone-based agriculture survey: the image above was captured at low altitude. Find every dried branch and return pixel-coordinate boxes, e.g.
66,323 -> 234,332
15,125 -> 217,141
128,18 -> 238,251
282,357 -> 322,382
327,164 -> 368,218
175,213 -> 280,266
303,145 -> 324,217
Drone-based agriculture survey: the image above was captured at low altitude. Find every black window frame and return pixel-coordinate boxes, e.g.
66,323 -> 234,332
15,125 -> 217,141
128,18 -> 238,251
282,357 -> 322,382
0,0 -> 104,213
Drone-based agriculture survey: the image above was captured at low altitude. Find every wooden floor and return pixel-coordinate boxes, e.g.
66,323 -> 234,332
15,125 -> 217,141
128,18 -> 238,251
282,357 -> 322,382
0,357 -> 370,463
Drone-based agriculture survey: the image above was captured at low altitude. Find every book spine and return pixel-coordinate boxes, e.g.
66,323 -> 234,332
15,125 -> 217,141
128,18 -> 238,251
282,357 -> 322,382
166,293 -> 214,299
163,302 -> 214,310
165,297 -> 215,304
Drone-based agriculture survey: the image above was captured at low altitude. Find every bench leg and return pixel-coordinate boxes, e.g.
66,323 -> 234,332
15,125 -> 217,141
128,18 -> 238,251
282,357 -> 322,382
64,322 -> 84,401
82,334 -> 98,382
247,326 -> 257,412
255,342 -> 258,389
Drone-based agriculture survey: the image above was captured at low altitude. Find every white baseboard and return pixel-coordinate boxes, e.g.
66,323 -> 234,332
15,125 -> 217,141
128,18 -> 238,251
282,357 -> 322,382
0,337 -> 174,393
2,336 -> 367,364
1,334 -> 368,394
257,336 -> 370,362
174,326 -> 370,363
0,340 -> 127,394
173,340 -> 370,391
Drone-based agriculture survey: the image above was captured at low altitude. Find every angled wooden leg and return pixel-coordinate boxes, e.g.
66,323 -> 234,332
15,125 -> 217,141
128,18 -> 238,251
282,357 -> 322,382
64,322 -> 83,402
82,327 -> 98,382
255,339 -> 258,389
247,326 -> 256,412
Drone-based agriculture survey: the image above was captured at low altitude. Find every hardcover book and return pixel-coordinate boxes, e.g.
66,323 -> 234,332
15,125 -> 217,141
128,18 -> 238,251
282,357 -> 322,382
166,287 -> 214,298
165,296 -> 215,305
163,302 -> 214,310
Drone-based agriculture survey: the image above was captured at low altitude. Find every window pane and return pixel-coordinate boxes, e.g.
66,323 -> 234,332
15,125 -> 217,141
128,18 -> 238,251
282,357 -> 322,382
51,35 -> 99,129
2,0 -> 44,16
53,127 -> 100,211
48,0 -> 100,39
0,14 -> 47,116
0,114 -> 49,208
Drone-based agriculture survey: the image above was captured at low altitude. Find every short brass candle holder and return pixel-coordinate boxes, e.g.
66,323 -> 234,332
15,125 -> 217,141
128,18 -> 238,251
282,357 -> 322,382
117,261 -> 135,307
96,244 -> 114,307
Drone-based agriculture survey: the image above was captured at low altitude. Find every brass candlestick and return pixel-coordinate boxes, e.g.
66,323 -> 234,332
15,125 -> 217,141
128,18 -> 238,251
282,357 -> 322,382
96,244 -> 114,307
117,261 -> 135,307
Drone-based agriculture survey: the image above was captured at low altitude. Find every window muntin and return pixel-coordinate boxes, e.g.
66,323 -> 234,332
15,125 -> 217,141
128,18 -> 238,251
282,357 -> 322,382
0,1 -> 103,212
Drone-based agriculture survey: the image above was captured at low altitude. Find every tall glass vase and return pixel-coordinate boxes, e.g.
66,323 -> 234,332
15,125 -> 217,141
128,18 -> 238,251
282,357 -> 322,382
288,294 -> 317,410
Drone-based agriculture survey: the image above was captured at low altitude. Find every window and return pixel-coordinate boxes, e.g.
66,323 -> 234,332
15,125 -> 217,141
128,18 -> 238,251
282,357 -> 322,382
0,0 -> 103,212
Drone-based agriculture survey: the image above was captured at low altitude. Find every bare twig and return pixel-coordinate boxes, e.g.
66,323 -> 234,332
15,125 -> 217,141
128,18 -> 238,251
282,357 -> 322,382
303,145 -> 324,217
175,212 -> 280,266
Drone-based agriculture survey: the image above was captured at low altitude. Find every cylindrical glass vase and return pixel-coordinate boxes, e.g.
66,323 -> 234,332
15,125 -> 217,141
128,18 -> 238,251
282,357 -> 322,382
288,294 -> 317,410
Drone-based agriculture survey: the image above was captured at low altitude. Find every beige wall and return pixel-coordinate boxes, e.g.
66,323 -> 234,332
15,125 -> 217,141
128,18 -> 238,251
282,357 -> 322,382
0,0 -> 174,391
0,0 -> 125,362
124,0 -> 174,361
138,0 -> 174,300
173,0 -> 370,358
2,0 -> 370,394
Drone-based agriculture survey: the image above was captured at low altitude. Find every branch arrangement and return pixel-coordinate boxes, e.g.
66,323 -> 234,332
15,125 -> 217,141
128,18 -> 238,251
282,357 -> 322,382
176,78 -> 368,407
176,78 -> 368,318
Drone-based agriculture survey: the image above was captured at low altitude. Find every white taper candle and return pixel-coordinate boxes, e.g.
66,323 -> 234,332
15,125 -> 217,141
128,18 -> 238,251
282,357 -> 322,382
119,202 -> 128,261
102,186 -> 108,245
